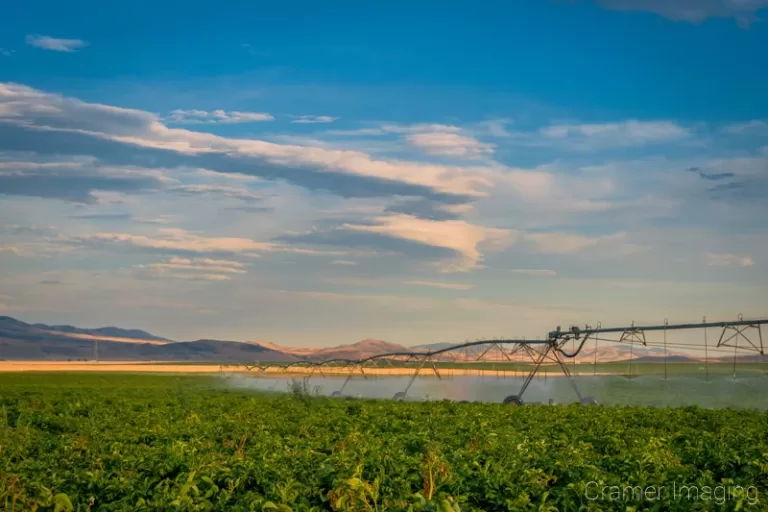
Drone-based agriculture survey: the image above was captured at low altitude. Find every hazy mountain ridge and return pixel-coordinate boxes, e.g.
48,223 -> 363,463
1,316 -> 759,363
33,322 -> 171,342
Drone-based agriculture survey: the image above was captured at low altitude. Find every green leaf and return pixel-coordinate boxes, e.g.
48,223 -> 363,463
53,493 -> 74,512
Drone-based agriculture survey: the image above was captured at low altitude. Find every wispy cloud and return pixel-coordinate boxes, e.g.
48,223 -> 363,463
508,269 -> 557,277
686,167 -> 735,181
133,257 -> 246,281
167,109 -> 274,124
0,48 -> 13,57
342,214 -> 513,271
62,227 -> 350,259
522,232 -> 643,257
404,280 -> 474,290
723,120 -> 768,134
330,259 -> 356,265
25,35 -> 88,52
706,252 -> 754,267
291,115 -> 339,124
406,130 -> 494,159
599,0 -> 768,26
167,184 -> 265,203
0,83 -> 488,201
537,120 -> 689,150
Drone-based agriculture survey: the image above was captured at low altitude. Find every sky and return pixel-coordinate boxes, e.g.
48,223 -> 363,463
1,0 -> 767,346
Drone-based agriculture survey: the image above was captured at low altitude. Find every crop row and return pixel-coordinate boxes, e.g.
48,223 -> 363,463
1,373 -> 766,511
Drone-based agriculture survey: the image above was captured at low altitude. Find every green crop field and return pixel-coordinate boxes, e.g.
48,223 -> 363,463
1,373 -> 766,511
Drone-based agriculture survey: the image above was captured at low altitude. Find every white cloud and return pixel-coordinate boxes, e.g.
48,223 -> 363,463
508,269 -> 557,277
342,214 -> 514,271
404,280 -> 474,290
63,228 -> 348,257
0,48 -> 13,57
522,232 -> 643,257
539,120 -> 689,150
167,184 -> 264,202
133,256 -> 247,281
599,0 -> 768,26
706,252 -> 754,267
25,35 -> 88,52
291,115 -> 339,124
330,259 -> 356,265
724,120 -> 768,134
406,131 -> 494,159
167,109 -> 274,124
0,83 -> 490,200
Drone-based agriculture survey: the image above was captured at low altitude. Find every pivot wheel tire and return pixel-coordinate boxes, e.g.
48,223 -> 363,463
331,391 -> 342,397
503,395 -> 524,406
580,396 -> 598,406
393,391 -> 407,400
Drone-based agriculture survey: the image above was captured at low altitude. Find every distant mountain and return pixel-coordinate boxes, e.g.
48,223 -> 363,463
0,316 -> 294,362
253,339 -> 411,361
0,316 -> 408,363
32,322 -> 171,342
411,342 -> 460,352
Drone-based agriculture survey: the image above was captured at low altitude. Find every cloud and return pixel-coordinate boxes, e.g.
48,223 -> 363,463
132,257 -> 247,281
0,48 -> 13,57
291,115 -> 338,124
406,131 -> 494,159
341,214 -> 513,271
25,35 -> 88,52
404,280 -> 474,290
65,228 -> 274,256
220,205 -> 274,213
384,198 -> 469,221
724,120 -> 768,134
598,0 -> 768,26
63,227 -> 349,258
1,224 -> 57,236
508,269 -> 558,277
167,109 -> 274,124
522,231 -> 642,257
67,213 -> 176,224
0,83 -> 487,203
327,122 -> 494,159
538,120 -> 689,150
330,259 -> 356,265
69,213 -> 132,221
167,184 -> 264,202
686,167 -> 735,181
0,160 -> 165,203
706,252 -> 754,267
286,290 -> 434,311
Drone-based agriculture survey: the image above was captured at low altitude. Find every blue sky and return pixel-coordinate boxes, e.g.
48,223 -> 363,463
1,0 -> 767,346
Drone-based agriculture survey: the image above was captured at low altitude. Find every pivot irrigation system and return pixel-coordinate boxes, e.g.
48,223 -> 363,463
246,315 -> 768,405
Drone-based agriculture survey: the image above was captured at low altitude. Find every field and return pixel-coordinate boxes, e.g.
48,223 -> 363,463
1,374 -> 767,511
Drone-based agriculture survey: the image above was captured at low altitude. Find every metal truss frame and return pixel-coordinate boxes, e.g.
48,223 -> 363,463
247,316 -> 768,405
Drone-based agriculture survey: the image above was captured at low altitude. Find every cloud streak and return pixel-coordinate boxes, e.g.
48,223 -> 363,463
0,83 -> 488,204
167,109 -> 274,124
291,115 -> 338,124
25,35 -> 88,52
599,0 -> 768,26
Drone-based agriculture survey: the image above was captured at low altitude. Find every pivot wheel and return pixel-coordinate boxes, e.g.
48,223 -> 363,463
393,391 -> 407,401
580,396 -> 598,406
503,395 -> 524,406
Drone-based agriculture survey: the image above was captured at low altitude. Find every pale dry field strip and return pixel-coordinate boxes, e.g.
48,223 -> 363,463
0,361 -> 593,377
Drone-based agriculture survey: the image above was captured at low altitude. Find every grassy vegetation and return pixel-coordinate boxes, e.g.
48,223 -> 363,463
2,373 -> 767,511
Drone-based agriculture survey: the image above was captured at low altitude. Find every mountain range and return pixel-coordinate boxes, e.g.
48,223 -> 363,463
1,315 -> 761,363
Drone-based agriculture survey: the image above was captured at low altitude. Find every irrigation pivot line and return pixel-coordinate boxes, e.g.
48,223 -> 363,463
252,316 -> 768,405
